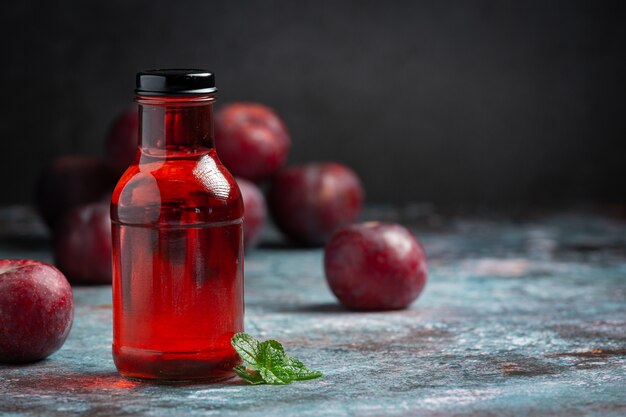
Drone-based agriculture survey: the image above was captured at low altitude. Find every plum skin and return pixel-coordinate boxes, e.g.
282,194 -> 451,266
269,162 -> 364,246
0,260 -> 74,363
215,102 -> 291,182
324,222 -> 427,311
236,177 -> 267,248
53,202 -> 112,285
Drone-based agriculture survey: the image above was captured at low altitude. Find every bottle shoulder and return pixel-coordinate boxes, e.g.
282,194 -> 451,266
111,151 -> 243,225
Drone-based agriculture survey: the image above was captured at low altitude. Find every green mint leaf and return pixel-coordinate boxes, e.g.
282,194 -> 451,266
259,366 -> 292,385
257,340 -> 293,384
231,333 -> 262,368
231,333 -> 323,385
234,365 -> 265,385
283,356 -> 324,380
258,340 -> 286,368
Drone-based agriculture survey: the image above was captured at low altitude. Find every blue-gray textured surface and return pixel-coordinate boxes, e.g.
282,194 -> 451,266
1,208 -> 625,416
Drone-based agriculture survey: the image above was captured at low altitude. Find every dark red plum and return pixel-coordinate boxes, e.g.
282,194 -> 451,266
215,103 -> 290,182
53,202 -> 112,285
268,162 -> 364,245
324,222 -> 427,310
0,259 -> 74,363
236,177 -> 267,248
36,156 -> 116,230
104,107 -> 139,175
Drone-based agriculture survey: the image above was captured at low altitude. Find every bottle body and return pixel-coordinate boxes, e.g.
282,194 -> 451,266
111,90 -> 244,381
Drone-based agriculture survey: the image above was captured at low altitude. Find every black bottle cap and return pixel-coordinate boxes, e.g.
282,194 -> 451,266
136,69 -> 217,96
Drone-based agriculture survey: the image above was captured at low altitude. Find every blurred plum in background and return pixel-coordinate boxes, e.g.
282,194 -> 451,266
104,107 -> 139,176
268,162 -> 364,246
236,177 -> 267,248
53,202 -> 112,285
36,156 -> 116,230
215,103 -> 291,182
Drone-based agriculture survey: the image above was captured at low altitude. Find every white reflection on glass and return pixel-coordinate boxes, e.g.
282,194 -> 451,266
193,154 -> 230,199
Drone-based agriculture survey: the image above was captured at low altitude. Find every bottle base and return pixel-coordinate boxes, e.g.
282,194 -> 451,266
121,373 -> 237,385
113,345 -> 241,383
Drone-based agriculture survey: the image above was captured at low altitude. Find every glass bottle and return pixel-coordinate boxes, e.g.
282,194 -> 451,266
111,69 -> 244,381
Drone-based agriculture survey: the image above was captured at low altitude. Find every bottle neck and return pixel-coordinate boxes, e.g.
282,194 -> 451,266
137,94 -> 215,154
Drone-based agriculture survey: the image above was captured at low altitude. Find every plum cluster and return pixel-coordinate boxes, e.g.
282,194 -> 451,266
213,103 -> 427,311
214,103 -> 365,247
35,103 -> 428,310
0,99 -> 430,365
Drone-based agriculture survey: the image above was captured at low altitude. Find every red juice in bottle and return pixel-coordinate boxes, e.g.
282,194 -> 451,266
111,70 -> 244,381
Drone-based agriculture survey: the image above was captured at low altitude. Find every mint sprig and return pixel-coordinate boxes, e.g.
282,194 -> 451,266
231,333 -> 323,385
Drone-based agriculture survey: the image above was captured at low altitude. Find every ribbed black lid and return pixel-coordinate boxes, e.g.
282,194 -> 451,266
135,69 -> 217,96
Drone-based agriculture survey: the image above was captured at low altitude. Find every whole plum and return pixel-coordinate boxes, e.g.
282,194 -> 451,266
324,222 -> 427,310
215,103 -> 290,182
53,202 -> 112,285
268,162 -> 364,245
0,259 -> 74,363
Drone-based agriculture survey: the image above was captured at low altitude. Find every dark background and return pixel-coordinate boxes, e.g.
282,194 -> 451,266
1,1 -> 624,208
